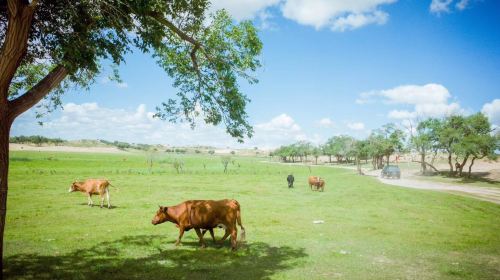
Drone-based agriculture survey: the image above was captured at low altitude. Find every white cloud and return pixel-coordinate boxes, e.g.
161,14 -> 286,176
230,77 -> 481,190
388,110 -> 416,120
317,117 -> 334,127
456,0 -> 470,10
331,10 -> 388,32
116,82 -> 128,88
100,76 -> 128,89
430,0 -> 453,14
282,0 -> 396,31
347,122 -> 365,130
12,105 -> 316,149
211,0 -> 397,32
358,83 -> 464,119
482,99 -> 500,127
430,0 -> 472,14
210,0 -> 281,20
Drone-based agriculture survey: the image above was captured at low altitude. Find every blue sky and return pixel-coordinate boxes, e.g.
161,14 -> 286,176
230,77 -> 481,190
12,0 -> 500,149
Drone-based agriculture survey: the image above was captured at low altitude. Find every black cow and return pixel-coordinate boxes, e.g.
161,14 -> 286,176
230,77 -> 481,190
287,174 -> 294,188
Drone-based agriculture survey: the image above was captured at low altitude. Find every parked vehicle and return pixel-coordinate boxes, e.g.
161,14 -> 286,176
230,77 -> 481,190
381,165 -> 401,179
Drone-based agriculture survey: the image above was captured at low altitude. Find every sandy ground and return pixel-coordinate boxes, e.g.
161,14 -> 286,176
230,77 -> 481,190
364,169 -> 500,205
9,143 -> 128,154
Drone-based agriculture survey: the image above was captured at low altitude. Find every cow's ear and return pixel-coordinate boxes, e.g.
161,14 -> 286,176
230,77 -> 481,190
163,207 -> 168,213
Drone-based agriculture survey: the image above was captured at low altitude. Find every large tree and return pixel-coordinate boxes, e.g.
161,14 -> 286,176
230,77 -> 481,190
453,113 -> 497,177
410,118 -> 441,174
0,0 -> 262,273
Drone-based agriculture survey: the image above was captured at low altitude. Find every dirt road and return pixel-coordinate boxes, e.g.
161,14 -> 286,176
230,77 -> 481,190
365,169 -> 500,205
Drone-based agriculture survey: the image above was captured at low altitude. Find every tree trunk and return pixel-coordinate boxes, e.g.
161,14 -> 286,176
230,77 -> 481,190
412,160 -> 439,172
467,157 -> 476,178
328,155 -> 332,163
458,155 -> 469,177
420,150 -> 427,174
447,152 -> 453,173
0,109 -> 12,277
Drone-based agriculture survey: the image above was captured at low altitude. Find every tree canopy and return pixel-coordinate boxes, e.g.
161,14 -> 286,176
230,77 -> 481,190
1,0 -> 262,141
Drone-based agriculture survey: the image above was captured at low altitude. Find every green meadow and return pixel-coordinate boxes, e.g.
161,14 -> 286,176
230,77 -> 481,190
4,151 -> 500,279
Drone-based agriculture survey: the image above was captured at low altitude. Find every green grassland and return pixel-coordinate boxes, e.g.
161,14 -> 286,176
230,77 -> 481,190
4,151 -> 500,279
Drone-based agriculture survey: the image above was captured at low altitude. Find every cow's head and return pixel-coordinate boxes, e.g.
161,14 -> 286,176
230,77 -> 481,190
68,182 -> 79,193
151,206 -> 170,225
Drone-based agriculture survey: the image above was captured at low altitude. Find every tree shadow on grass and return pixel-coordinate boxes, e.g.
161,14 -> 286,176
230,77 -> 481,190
77,203 -> 120,209
429,171 -> 500,186
4,235 -> 307,280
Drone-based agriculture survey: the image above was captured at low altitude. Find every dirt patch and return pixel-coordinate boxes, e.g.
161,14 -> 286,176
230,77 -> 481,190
363,169 -> 500,205
9,143 -> 128,154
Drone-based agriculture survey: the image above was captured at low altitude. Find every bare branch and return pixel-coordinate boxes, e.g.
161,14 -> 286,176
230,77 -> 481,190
8,64 -> 68,119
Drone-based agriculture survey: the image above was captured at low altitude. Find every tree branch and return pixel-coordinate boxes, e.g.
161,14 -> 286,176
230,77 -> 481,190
148,12 -> 199,46
0,0 -> 35,104
8,64 -> 68,120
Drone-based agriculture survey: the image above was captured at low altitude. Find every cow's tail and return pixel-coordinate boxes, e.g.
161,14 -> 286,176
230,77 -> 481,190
108,182 -> 120,192
236,202 -> 245,242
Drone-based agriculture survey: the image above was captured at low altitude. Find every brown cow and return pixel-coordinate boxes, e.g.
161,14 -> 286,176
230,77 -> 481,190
68,179 -> 113,208
316,179 -> 325,192
308,176 -> 325,191
151,199 -> 245,250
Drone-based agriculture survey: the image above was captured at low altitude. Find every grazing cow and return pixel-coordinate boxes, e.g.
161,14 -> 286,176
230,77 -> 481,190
287,174 -> 295,188
316,179 -> 325,192
308,176 -> 325,191
151,199 -> 245,250
68,179 -> 114,208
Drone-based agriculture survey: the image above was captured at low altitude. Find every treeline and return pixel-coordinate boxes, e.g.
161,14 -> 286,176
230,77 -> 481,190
9,135 -> 65,146
272,113 -> 499,178
98,140 -> 159,151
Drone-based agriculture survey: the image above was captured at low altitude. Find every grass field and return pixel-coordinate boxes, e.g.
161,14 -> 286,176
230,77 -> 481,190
4,151 -> 500,279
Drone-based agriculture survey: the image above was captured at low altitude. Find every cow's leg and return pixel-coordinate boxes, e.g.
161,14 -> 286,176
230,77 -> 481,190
87,193 -> 93,206
106,188 -> 111,209
230,229 -> 238,251
175,227 -> 185,246
194,228 -> 207,248
208,229 -> 216,243
219,230 -> 230,244
100,193 -> 104,208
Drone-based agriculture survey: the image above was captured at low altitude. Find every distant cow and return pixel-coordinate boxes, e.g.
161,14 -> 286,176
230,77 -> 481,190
316,179 -> 325,192
151,199 -> 245,250
287,174 -> 294,188
308,176 -> 325,191
68,179 -> 114,208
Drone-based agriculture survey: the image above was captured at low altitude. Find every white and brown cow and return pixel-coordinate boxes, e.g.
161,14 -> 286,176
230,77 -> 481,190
68,179 -> 113,208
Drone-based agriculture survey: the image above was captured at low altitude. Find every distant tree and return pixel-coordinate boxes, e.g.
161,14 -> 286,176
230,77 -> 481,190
410,118 -> 441,174
321,141 -> 334,163
438,115 -> 467,173
353,139 -> 369,175
370,124 -> 404,166
230,151 -> 236,155
172,158 -> 184,174
147,148 -> 158,173
208,150 -> 215,155
312,147 -> 321,165
221,156 -> 231,173
453,113 -> 497,177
